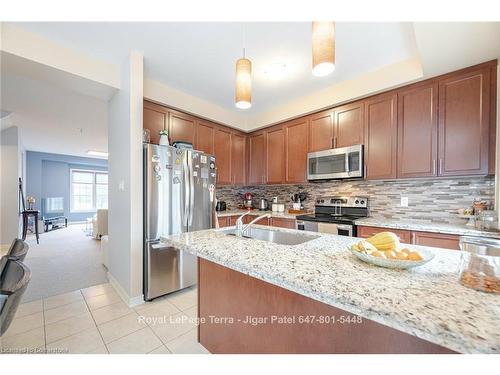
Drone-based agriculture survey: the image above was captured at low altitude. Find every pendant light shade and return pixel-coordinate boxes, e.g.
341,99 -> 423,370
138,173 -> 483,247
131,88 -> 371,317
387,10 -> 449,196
235,56 -> 252,109
312,21 -> 335,77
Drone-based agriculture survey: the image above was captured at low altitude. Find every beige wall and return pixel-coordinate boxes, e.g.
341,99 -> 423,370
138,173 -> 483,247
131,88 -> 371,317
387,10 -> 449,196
0,125 -> 22,245
107,51 -> 144,306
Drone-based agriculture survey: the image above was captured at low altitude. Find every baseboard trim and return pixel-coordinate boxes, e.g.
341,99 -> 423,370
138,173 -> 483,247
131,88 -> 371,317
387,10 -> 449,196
107,271 -> 145,308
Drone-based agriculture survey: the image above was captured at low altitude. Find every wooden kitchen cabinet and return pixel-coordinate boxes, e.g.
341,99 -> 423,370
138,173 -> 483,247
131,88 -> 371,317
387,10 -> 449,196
143,101 -> 168,144
248,132 -> 267,185
334,101 -> 364,148
357,226 -> 412,244
214,128 -> 232,185
217,216 -> 230,228
438,67 -> 491,176
309,110 -> 334,152
270,217 -> 296,229
231,133 -> 246,185
285,118 -> 309,183
196,120 -> 216,154
169,110 -> 196,145
266,126 -> 285,184
397,81 -> 438,178
413,232 -> 460,250
247,215 -> 270,226
364,93 -> 398,180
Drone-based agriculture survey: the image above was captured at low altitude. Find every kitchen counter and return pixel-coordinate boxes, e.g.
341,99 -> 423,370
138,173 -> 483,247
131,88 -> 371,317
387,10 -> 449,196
162,226 -> 500,353
216,209 -> 306,220
355,217 -> 500,239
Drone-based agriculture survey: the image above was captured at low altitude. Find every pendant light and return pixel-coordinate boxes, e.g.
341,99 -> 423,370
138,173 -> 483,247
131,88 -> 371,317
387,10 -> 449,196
312,21 -> 335,77
235,48 -> 252,109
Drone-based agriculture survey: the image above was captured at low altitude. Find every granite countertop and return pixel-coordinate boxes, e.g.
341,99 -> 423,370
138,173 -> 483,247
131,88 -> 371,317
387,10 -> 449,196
355,217 -> 500,239
216,208 -> 307,220
162,226 -> 500,353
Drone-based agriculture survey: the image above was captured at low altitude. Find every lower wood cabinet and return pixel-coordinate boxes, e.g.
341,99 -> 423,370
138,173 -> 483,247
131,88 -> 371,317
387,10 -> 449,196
270,217 -> 296,229
247,215 -> 270,226
357,225 -> 460,250
218,215 -> 295,229
413,231 -> 460,250
357,226 -> 412,244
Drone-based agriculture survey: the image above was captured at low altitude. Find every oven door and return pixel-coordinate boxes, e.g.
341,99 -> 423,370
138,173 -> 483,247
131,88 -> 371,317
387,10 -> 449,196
307,145 -> 363,180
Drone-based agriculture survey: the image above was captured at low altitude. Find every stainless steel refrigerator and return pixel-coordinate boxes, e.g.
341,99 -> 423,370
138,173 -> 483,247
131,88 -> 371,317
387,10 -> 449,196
143,143 -> 216,300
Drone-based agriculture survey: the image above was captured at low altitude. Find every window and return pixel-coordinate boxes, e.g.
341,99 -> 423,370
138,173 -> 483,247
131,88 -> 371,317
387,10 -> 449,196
70,169 -> 108,212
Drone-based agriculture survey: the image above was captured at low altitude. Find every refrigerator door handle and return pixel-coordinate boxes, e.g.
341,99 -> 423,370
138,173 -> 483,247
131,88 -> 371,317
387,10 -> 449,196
183,152 -> 190,227
188,153 -> 195,226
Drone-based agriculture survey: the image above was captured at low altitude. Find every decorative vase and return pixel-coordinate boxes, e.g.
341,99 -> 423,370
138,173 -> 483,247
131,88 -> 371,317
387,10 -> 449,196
159,134 -> 169,146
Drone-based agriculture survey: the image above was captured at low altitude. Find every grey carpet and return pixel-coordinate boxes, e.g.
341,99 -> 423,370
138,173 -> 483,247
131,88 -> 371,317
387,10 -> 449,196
22,224 -> 108,302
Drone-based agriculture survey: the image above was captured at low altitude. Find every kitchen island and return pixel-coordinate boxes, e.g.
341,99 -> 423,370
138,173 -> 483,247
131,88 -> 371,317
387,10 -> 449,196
161,226 -> 500,354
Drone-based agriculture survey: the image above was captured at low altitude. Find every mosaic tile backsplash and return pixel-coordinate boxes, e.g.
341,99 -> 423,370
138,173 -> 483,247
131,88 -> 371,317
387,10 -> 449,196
216,176 -> 495,225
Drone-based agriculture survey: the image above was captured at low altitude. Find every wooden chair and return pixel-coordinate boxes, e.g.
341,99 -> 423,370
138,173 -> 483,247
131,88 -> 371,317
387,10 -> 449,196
0,260 -> 32,336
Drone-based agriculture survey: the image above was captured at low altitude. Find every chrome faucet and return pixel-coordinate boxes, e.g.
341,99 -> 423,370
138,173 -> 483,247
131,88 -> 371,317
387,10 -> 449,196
235,212 -> 271,237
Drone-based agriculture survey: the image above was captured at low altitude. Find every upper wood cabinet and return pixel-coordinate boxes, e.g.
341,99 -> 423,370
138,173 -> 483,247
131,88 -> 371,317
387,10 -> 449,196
214,127 -> 232,185
143,101 -> 168,144
309,110 -> 333,152
248,132 -> 266,185
438,67 -> 491,176
397,81 -> 438,178
489,65 -> 497,175
266,126 -> 285,184
231,133 -> 246,185
169,110 -> 196,145
196,120 -> 216,154
364,93 -> 398,180
334,101 -> 364,148
285,118 -> 309,183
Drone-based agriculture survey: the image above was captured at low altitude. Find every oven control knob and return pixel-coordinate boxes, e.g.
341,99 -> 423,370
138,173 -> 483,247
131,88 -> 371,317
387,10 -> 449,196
320,199 -> 324,203
360,200 -> 365,205
355,199 -> 359,204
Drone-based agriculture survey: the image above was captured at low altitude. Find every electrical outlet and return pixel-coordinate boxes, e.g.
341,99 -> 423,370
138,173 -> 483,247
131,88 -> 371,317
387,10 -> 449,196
401,196 -> 409,207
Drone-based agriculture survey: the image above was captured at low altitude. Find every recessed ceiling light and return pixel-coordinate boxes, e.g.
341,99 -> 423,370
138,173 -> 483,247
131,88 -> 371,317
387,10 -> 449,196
87,150 -> 108,158
264,63 -> 288,80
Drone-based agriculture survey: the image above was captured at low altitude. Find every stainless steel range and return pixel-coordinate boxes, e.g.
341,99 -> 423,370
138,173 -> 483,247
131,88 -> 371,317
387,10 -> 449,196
295,196 -> 368,237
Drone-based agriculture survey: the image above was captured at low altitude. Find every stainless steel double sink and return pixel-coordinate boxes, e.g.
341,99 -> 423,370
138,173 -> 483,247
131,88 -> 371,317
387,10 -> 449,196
220,227 -> 320,246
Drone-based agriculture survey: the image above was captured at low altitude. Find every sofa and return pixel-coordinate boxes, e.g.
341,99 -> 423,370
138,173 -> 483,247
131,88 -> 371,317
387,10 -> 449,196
92,209 -> 108,239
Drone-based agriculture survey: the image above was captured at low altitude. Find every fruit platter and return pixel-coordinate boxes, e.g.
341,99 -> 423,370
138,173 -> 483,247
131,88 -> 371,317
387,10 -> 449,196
349,232 -> 434,269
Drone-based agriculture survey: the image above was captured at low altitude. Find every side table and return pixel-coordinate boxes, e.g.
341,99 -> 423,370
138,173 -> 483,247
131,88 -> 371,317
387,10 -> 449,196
22,210 -> 40,244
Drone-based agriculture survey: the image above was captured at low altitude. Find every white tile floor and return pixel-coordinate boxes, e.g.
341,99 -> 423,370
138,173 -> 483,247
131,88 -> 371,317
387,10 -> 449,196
0,283 -> 209,354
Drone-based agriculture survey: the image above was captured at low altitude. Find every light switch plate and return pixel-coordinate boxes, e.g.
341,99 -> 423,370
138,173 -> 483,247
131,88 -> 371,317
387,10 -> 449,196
400,196 -> 409,207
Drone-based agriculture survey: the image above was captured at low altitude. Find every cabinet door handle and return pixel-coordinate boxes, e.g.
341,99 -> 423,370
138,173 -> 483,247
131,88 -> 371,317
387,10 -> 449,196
411,232 -> 416,244
432,159 -> 436,175
439,159 -> 443,175
333,136 -> 337,148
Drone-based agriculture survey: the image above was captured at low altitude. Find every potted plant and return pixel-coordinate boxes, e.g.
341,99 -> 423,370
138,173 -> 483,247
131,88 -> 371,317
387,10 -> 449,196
159,129 -> 169,146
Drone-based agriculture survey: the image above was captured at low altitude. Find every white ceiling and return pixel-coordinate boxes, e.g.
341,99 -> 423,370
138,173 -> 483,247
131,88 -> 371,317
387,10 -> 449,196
0,72 -> 108,157
1,22 -> 498,158
10,22 -> 418,115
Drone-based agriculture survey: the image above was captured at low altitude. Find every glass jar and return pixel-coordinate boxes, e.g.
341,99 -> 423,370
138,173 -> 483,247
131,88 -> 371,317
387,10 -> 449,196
477,210 -> 498,231
459,236 -> 500,294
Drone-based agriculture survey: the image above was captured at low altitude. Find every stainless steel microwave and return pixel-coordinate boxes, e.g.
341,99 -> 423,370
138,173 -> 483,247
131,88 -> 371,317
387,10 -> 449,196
307,144 -> 364,181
